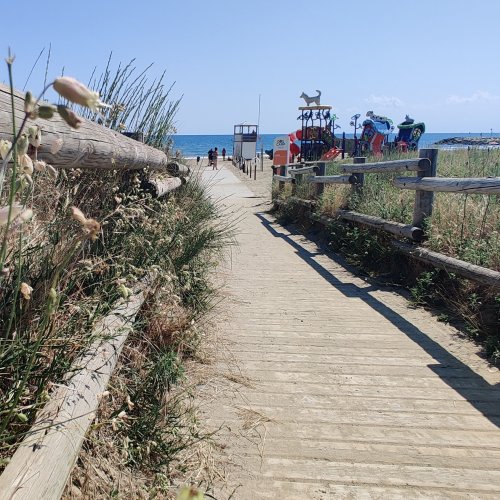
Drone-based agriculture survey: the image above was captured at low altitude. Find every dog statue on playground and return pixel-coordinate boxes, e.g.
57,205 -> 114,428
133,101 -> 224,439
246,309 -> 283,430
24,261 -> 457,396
300,90 -> 322,106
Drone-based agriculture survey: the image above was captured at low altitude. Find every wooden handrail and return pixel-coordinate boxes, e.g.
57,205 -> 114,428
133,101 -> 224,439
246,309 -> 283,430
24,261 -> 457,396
340,158 -> 430,174
0,83 -> 171,171
0,280 -> 151,499
394,176 -> 500,195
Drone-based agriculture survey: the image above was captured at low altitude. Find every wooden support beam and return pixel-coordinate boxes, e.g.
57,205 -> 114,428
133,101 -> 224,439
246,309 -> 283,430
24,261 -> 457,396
412,149 -> 438,227
394,176 -> 500,195
272,175 -> 293,183
289,165 -> 319,175
141,177 -> 183,198
309,175 -> 354,185
340,157 -> 430,174
0,83 -> 170,171
392,241 -> 500,289
166,161 -> 190,177
0,284 -> 149,499
338,211 -> 424,241
351,157 -> 365,196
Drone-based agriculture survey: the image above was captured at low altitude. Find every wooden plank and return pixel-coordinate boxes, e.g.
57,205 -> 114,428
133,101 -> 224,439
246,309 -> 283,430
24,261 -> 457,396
392,240 -> 500,289
272,175 -> 293,183
309,175 -> 353,185
395,176 -> 500,194
340,157 -> 430,174
288,165 -> 319,175
0,285 -> 148,499
338,210 -> 424,241
0,83 -> 170,171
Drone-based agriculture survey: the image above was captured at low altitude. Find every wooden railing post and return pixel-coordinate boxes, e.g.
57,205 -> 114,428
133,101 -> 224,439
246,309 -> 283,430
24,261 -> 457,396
315,162 -> 326,198
413,148 -> 438,227
352,157 -> 366,198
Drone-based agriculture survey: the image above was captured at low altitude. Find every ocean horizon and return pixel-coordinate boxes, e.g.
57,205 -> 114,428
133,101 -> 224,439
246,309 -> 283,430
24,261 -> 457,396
172,132 -> 499,157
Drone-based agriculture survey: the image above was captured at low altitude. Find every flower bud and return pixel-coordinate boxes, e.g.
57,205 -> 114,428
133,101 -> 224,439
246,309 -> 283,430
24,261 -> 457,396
53,76 -> 109,111
38,105 -> 56,119
16,135 -> 29,156
34,160 -> 46,172
19,154 -> 34,175
0,140 -> 12,161
28,126 -> 42,148
57,105 -> 82,129
46,164 -> 58,180
24,91 -> 36,117
20,282 -> 33,300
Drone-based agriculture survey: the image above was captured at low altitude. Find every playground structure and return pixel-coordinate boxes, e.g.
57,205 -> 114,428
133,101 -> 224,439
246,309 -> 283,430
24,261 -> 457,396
232,123 -> 258,169
393,115 -> 425,151
296,104 -> 342,162
268,91 -> 426,163
358,111 -> 394,156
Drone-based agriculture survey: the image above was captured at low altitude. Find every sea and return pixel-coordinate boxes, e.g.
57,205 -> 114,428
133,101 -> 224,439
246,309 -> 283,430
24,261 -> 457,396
172,133 -> 498,158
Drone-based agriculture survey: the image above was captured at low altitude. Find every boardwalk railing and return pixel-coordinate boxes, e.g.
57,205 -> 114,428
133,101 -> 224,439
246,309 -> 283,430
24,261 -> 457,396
272,148 -> 500,289
0,84 -> 188,499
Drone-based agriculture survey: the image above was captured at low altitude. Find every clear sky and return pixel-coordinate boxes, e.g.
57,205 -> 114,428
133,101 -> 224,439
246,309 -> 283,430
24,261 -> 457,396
1,0 -> 499,134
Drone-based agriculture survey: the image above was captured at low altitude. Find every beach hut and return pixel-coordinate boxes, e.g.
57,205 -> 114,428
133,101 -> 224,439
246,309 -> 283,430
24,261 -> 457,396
233,123 -> 258,169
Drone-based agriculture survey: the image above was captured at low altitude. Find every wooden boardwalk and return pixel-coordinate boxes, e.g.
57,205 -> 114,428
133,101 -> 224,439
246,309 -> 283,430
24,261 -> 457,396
199,164 -> 500,499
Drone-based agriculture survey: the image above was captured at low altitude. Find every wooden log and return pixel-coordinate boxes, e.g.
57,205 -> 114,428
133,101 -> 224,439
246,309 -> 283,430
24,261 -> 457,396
273,197 -> 315,209
351,157 -> 365,196
394,176 -> 500,195
412,149 -> 438,227
141,177 -> 183,198
289,197 -> 316,209
0,83 -> 169,171
309,175 -> 354,185
392,241 -> 500,289
273,175 -> 293,183
340,157 -> 430,174
289,165 -> 319,175
338,211 -> 424,241
0,284 -> 149,499
166,161 -> 190,177
314,162 -> 327,197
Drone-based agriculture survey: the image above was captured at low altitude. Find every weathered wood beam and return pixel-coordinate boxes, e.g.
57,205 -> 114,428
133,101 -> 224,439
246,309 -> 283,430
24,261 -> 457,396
272,175 -> 293,183
0,83 -> 170,171
0,284 -> 149,499
166,161 -> 190,177
392,241 -> 500,289
289,165 -> 319,175
340,157 -> 430,174
338,211 -> 424,241
394,176 -> 500,195
412,149 -> 438,228
309,175 -> 354,185
141,177 -> 183,198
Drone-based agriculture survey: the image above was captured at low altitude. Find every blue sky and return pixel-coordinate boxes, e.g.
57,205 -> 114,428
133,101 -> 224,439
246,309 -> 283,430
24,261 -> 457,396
1,0 -> 499,134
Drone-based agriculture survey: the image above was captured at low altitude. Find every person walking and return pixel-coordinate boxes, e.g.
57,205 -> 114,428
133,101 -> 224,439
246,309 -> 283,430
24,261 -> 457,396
222,147 -> 226,161
208,148 -> 213,167
212,147 -> 218,170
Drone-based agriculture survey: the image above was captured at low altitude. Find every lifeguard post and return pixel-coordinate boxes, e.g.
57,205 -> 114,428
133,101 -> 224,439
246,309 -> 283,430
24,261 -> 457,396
233,123 -> 258,169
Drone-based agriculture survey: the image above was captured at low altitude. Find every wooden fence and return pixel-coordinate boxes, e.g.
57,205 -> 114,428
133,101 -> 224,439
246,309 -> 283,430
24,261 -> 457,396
0,84 -> 188,499
273,148 -> 500,289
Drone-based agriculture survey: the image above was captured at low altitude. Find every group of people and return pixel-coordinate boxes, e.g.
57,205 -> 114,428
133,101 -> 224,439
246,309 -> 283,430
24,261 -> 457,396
207,147 -> 226,170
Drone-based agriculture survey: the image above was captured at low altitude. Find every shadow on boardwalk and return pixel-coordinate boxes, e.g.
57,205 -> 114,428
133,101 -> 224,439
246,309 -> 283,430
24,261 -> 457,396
256,212 -> 500,429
